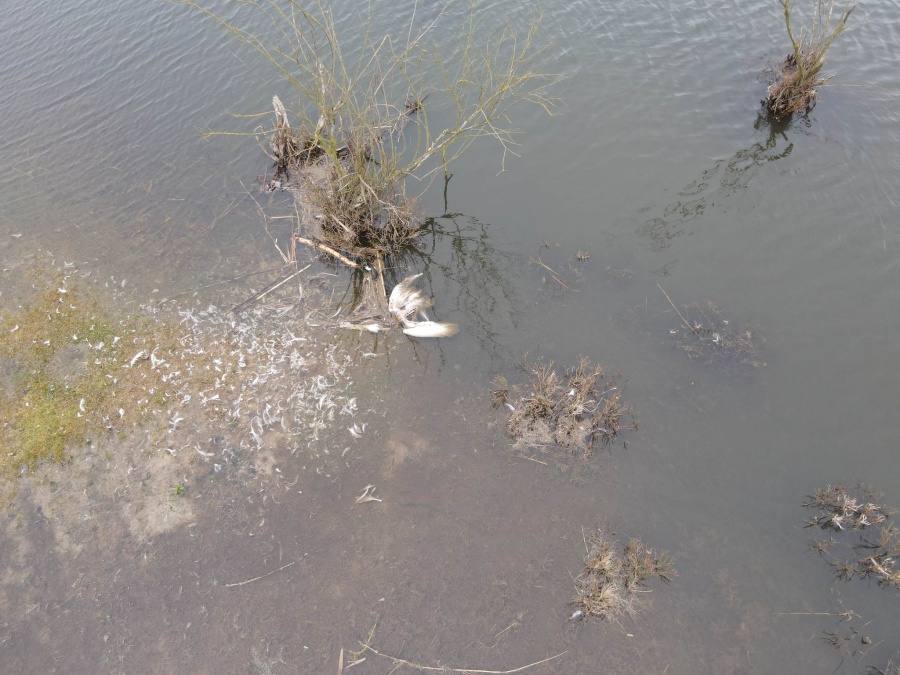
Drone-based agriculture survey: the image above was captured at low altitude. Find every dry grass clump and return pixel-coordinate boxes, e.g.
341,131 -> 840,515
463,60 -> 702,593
492,356 -> 636,455
661,292 -> 765,372
804,484 -> 896,531
275,94 -> 427,254
805,484 -> 900,592
766,0 -> 856,118
309,164 -> 424,254
572,529 -> 675,622
867,659 -> 900,675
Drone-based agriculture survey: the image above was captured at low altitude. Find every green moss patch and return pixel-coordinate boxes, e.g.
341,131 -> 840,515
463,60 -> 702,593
0,275 -> 176,480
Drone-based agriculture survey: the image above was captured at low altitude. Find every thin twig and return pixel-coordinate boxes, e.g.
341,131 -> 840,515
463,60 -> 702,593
295,236 -> 359,268
491,622 -> 518,641
228,265 -> 310,314
550,275 -> 574,291
155,264 -> 292,306
361,645 -> 567,673
515,455 -> 548,466
224,560 -> 298,588
776,611 -> 855,617
529,256 -> 559,275
656,284 -> 698,335
374,255 -> 389,316
529,257 -> 575,290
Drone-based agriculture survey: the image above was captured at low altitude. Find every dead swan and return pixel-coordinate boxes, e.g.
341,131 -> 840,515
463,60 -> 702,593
388,274 -> 459,338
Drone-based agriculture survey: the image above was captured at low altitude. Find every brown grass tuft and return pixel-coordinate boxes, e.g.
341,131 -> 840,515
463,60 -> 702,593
765,0 -> 856,118
495,356 -> 636,456
573,530 -> 675,622
804,483 -> 900,592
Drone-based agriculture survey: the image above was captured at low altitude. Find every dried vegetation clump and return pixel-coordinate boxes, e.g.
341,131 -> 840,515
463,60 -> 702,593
766,0 -> 856,118
492,356 -> 636,455
805,484 -> 900,591
271,94 -> 427,255
662,293 -> 765,372
867,659 -> 900,675
572,529 -> 675,622
190,0 -> 558,263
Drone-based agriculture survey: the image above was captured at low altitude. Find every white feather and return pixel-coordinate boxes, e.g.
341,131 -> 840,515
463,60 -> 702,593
388,274 -> 456,338
402,321 -> 459,338
388,274 -> 432,325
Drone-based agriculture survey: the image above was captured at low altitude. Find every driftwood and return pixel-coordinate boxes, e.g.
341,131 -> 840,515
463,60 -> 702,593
293,236 -> 359,268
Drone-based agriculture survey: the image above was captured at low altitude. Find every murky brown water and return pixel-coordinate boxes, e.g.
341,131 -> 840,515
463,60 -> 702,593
3,0 -> 900,672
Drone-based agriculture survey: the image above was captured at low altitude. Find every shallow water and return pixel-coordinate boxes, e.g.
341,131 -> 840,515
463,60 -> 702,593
2,0 -> 900,672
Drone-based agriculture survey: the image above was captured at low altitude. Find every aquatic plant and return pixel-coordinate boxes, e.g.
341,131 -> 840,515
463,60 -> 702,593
867,658 -> 900,675
494,356 -> 636,456
805,484 -> 900,592
572,529 -> 675,622
658,286 -> 765,372
804,483 -> 895,531
187,0 -> 559,258
766,0 -> 856,118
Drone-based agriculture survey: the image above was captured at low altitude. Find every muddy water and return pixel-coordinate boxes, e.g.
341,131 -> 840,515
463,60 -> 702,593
3,0 -> 900,672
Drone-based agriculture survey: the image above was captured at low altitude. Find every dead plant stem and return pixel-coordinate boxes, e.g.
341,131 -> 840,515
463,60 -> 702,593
657,284 -> 697,335
228,265 -> 310,314
225,560 -> 298,588
294,236 -> 359,268
361,644 -> 567,673
156,264 -> 292,306
516,455 -> 548,466
529,257 -> 558,275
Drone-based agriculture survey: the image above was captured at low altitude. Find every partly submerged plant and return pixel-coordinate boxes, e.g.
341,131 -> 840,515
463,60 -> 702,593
805,484 -> 900,592
186,0 -> 560,258
766,0 -> 857,118
572,529 -> 675,622
496,356 -> 636,455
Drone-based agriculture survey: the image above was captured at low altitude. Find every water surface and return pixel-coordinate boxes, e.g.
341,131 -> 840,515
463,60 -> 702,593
2,0 -> 899,672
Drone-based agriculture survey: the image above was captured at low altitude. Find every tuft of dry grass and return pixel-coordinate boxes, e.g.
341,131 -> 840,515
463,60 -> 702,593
766,0 -> 856,118
494,356 -> 636,456
867,659 -> 900,675
307,163 -> 424,254
804,484 -> 900,592
804,484 -> 896,531
660,288 -> 765,372
572,529 -> 675,622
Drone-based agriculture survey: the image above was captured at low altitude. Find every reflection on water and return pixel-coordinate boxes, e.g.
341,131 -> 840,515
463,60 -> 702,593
332,211 -> 521,368
414,214 -> 523,359
638,114 -> 797,251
